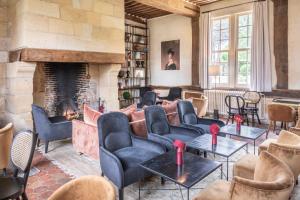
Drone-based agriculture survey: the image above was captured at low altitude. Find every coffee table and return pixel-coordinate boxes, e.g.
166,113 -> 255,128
140,151 -> 222,200
187,134 -> 248,180
220,124 -> 267,154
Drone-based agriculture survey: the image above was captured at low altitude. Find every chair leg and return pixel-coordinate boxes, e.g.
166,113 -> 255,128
231,115 -> 234,124
2,168 -> 6,176
256,112 -> 261,124
226,116 -> 230,125
101,172 -> 104,177
45,141 -> 49,153
119,188 -> 124,200
36,138 -> 40,148
161,177 -> 165,185
22,193 -> 28,200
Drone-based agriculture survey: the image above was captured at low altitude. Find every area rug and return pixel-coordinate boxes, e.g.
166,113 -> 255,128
36,133 -> 300,200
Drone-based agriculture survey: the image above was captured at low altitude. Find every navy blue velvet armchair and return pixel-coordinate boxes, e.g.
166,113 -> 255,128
137,91 -> 157,108
31,104 -> 72,153
177,101 -> 225,136
98,112 -> 165,200
144,106 -> 202,151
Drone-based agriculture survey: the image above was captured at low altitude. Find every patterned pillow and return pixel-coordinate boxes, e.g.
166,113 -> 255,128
120,104 -> 137,120
83,104 -> 102,127
162,100 -> 180,126
130,110 -> 147,138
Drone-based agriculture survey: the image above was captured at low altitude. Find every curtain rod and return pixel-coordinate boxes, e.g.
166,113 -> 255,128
202,0 -> 265,14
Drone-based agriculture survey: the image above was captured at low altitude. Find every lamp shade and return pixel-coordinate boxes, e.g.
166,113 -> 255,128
208,65 -> 221,76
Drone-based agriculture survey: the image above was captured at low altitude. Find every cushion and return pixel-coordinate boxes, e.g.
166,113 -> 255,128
130,110 -> 147,138
194,180 -> 231,200
104,131 -> 132,152
83,104 -> 102,127
233,154 -> 257,180
162,100 -> 180,126
258,138 -> 277,154
120,104 -> 137,120
164,133 -> 196,143
114,147 -> 159,170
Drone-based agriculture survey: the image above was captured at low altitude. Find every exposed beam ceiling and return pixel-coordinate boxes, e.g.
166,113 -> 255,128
184,0 -> 223,6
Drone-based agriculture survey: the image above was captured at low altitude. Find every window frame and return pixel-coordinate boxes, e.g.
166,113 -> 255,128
208,7 -> 253,89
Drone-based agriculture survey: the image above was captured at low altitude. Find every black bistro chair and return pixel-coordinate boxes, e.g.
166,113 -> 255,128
243,91 -> 261,125
225,95 -> 249,125
159,87 -> 182,101
137,91 -> 157,109
0,130 -> 37,200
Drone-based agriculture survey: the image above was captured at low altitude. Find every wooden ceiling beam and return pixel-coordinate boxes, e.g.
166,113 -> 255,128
133,0 -> 199,17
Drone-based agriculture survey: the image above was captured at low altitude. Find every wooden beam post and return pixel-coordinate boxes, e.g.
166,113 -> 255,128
192,17 -> 200,86
133,0 -> 199,17
274,0 -> 288,89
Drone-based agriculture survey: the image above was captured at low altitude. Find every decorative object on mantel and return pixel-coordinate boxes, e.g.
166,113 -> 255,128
208,64 -> 221,119
123,91 -> 131,100
210,123 -> 220,145
173,140 -> 185,166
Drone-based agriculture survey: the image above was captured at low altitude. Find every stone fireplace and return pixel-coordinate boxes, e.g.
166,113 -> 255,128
2,0 -> 125,130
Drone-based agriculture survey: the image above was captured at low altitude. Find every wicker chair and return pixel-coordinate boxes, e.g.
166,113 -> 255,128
0,130 -> 37,200
0,123 -> 13,175
48,176 -> 115,200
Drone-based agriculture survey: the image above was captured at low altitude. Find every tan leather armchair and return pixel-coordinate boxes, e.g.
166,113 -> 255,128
194,151 -> 294,200
267,104 -> 296,137
48,176 -> 115,200
236,130 -> 300,186
187,96 -> 208,117
289,107 -> 300,136
0,123 -> 13,175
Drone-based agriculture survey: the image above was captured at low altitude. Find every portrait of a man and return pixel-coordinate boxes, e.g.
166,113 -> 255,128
161,40 -> 180,70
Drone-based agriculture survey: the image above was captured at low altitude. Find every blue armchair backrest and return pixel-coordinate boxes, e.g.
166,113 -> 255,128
145,106 -> 170,135
141,91 -> 156,106
177,101 -> 198,125
167,87 -> 182,100
31,104 -> 51,133
98,112 -> 132,152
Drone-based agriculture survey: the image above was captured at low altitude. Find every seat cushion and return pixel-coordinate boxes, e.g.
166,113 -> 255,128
164,133 -> 196,143
194,180 -> 230,200
258,139 -> 277,154
233,154 -> 258,180
114,147 -> 159,170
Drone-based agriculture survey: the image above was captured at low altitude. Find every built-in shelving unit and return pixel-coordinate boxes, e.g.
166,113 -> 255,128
118,20 -> 149,108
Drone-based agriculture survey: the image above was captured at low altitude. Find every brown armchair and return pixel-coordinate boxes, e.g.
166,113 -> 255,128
0,123 -> 13,175
236,130 -> 300,185
289,107 -> 300,136
48,176 -> 115,200
267,104 -> 296,137
194,151 -> 294,200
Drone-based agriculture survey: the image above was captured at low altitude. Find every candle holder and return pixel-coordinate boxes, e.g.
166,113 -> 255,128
210,124 -> 220,145
234,115 -> 243,134
173,140 -> 185,166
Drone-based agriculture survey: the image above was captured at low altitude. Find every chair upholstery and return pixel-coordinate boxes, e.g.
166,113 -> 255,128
0,131 -> 37,200
32,104 -> 72,153
194,151 -> 294,200
289,107 -> 300,136
177,101 -> 225,136
267,104 -> 296,136
236,130 -> 300,185
48,176 -> 115,200
144,105 -> 201,151
0,123 -> 13,173
159,87 -> 182,101
98,112 -> 165,200
137,91 -> 156,108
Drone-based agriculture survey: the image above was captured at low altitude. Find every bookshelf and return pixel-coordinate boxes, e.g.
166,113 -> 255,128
118,21 -> 149,108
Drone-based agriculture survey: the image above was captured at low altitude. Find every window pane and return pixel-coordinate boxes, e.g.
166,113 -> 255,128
239,15 -> 248,26
221,18 -> 229,29
220,52 -> 228,62
238,51 -> 248,62
212,31 -> 220,41
238,27 -> 248,38
213,20 -> 220,30
237,63 -> 251,85
238,38 -> 248,48
221,40 -> 229,50
221,30 -> 229,40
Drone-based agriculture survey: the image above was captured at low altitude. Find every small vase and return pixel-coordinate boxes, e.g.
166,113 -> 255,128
236,122 -> 241,133
212,134 -> 217,145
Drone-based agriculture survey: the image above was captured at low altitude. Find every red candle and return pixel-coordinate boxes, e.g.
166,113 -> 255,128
173,140 -> 185,166
210,124 -> 220,145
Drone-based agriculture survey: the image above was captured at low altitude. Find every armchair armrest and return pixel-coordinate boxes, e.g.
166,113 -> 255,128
289,127 -> 300,137
100,147 -> 124,189
148,133 -> 174,151
170,126 -> 200,137
49,121 -> 72,140
132,136 -> 166,154
179,123 -> 205,135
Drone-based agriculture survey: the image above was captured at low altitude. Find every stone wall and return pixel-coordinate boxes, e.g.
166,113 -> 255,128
8,0 -> 125,53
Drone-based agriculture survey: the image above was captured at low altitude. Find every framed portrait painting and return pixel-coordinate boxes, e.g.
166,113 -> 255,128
161,40 -> 180,70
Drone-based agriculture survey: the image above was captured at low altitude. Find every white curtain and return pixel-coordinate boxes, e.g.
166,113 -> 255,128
199,13 -> 210,89
251,1 -> 272,92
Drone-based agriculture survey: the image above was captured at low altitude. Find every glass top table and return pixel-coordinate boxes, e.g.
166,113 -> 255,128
220,124 -> 267,154
140,151 -> 222,200
187,134 -> 248,180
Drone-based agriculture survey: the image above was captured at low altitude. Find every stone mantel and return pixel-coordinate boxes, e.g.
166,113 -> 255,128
9,48 -> 125,64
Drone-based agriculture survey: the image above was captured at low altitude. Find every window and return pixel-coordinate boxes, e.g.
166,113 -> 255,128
209,11 -> 253,88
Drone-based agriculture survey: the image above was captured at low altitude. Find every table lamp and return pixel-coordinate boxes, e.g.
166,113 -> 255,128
209,65 -> 221,119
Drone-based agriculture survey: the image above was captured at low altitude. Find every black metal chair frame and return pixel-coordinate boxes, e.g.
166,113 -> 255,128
225,95 -> 249,125
243,91 -> 261,125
